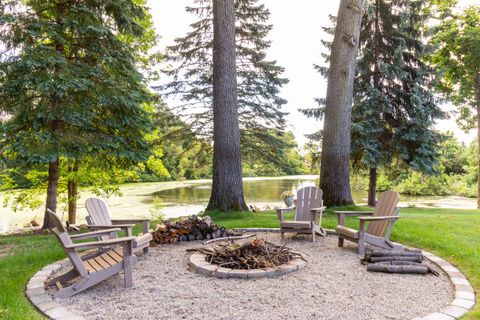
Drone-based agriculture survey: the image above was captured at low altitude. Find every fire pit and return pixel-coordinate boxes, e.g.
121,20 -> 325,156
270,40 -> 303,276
188,238 -> 307,279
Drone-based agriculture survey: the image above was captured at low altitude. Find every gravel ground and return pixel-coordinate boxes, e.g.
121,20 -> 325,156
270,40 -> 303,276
49,233 -> 453,320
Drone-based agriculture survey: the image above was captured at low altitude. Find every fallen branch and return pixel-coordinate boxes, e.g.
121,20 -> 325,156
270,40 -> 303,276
189,238 -> 305,270
203,233 -> 256,244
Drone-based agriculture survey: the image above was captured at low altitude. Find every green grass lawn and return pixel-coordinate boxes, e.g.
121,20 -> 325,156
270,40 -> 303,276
0,207 -> 478,319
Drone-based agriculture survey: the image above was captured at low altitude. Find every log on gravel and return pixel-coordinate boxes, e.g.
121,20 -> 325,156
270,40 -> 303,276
369,256 -> 422,263
369,250 -> 422,257
367,263 -> 429,274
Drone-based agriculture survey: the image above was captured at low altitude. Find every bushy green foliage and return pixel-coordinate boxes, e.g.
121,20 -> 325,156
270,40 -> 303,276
0,0 -> 155,224
350,133 -> 477,197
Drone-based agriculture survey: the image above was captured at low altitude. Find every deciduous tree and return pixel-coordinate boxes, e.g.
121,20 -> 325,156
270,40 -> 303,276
429,4 -> 480,207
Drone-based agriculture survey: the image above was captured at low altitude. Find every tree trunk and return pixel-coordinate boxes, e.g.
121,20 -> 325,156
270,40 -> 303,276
43,158 -> 60,229
43,3 -> 65,229
67,161 -> 79,224
368,167 -> 377,206
476,73 -> 480,209
207,0 -> 248,212
319,0 -> 363,206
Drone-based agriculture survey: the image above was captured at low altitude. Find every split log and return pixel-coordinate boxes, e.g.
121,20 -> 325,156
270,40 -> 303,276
151,215 -> 241,244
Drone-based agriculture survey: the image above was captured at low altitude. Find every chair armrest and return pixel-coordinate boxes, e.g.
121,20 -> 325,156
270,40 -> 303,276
111,219 -> 150,234
87,224 -> 135,229
70,228 -> 121,240
65,236 -> 137,251
334,211 -> 373,216
336,211 -> 373,228
358,216 -> 399,221
276,206 -> 295,222
111,219 -> 150,224
87,224 -> 134,236
310,206 -> 327,224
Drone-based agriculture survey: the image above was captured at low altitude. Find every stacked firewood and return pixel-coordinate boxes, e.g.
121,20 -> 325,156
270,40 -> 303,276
151,215 -> 239,244
362,249 -> 439,276
188,238 -> 305,269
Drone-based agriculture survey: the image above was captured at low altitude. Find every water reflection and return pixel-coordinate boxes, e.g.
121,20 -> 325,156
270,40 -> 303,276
152,178 -> 318,205
152,177 -> 478,210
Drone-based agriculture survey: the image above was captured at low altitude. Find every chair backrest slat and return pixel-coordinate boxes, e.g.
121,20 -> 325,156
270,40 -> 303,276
295,186 -> 323,221
366,191 -> 400,236
85,198 -> 112,240
46,209 -> 88,276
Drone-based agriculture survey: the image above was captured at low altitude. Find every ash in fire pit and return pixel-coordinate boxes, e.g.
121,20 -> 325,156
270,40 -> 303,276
187,238 -> 307,279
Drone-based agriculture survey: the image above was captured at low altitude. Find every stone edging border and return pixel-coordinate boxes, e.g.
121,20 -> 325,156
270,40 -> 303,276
25,258 -> 85,320
26,230 -> 475,320
188,252 -> 306,279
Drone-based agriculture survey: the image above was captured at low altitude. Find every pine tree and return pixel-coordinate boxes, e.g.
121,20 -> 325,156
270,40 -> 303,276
206,0 -> 248,211
0,0 -> 153,227
303,0 -> 444,206
159,0 -> 289,167
317,0 -> 364,206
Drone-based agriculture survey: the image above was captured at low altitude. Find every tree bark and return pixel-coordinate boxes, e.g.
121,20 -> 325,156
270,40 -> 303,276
67,161 -> 79,224
320,0 -> 363,206
368,167 -> 377,206
476,73 -> 480,209
43,157 -> 60,229
368,168 -> 377,207
207,0 -> 248,212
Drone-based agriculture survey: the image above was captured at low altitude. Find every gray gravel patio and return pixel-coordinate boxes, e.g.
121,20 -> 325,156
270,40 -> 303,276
48,233 -> 453,320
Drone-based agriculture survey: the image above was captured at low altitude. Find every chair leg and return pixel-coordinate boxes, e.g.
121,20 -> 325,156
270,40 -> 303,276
123,244 -> 133,288
338,237 -> 344,247
312,229 -> 315,243
47,268 -> 79,286
359,233 -> 365,256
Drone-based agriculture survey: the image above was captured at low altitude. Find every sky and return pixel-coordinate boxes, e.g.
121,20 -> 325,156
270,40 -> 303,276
147,0 -> 480,148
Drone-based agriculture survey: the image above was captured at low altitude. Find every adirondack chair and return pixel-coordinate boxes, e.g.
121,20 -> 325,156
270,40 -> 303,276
335,190 -> 402,255
276,186 -> 326,242
46,209 -> 137,298
85,198 -> 152,254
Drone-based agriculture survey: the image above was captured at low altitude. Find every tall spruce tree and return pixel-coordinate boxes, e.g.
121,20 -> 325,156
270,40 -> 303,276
352,0 -> 444,205
159,0 -> 289,167
0,0 -> 153,227
304,0 -> 444,206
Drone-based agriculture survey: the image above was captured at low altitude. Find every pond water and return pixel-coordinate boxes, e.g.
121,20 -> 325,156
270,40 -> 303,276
1,175 -> 477,232
153,176 -> 477,211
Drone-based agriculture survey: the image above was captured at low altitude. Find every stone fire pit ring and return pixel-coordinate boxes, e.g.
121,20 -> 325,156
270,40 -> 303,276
188,252 -> 307,279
